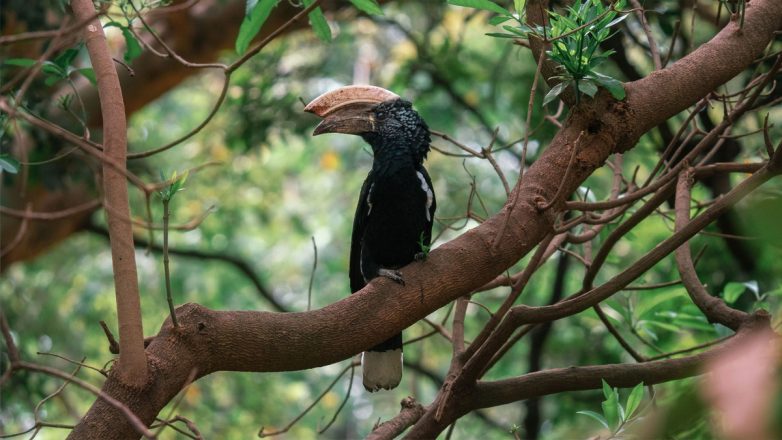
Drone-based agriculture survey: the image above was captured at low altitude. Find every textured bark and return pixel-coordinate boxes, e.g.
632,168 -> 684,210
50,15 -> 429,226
42,0 -> 782,437
71,0 -> 148,386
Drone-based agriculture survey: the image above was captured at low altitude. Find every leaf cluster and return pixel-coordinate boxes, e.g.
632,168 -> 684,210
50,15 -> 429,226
235,0 -> 384,55
447,0 -> 627,105
577,380 -> 644,436
541,0 -> 627,105
3,46 -> 96,87
157,170 -> 189,202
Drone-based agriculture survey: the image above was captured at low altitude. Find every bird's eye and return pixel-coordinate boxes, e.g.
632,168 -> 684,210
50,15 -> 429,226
375,110 -> 388,120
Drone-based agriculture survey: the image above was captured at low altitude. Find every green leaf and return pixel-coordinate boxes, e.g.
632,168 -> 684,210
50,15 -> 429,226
576,410 -> 609,429
543,81 -> 567,106
349,0 -> 383,15
488,15 -> 512,25
0,154 -> 20,174
633,286 -> 684,318
302,0 -> 332,42
3,58 -> 37,67
44,75 -> 62,87
235,0 -> 279,55
764,287 -> 782,297
54,46 -> 81,69
592,72 -> 625,100
723,282 -> 746,304
41,61 -> 66,78
602,379 -> 614,400
77,68 -> 97,85
105,22 -> 143,62
514,0 -> 526,14
602,392 -> 620,430
579,79 -> 598,97
625,383 -> 644,418
641,320 -> 681,333
122,29 -> 143,62
485,32 -> 522,39
447,0 -> 510,16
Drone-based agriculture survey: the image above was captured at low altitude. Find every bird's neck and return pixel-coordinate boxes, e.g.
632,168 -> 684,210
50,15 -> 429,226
371,146 -> 420,176
363,135 -> 424,173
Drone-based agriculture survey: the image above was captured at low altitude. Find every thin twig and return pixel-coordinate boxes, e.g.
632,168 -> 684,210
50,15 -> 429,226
162,198 -> 179,328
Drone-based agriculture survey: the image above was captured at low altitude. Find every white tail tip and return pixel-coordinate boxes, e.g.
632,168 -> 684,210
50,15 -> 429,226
362,349 -> 402,392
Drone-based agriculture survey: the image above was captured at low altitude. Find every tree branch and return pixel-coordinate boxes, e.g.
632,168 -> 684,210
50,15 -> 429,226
71,0 -> 147,386
674,168 -> 748,330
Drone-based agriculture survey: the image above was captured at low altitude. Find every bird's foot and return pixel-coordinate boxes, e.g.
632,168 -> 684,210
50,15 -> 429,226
414,251 -> 428,262
378,268 -> 405,286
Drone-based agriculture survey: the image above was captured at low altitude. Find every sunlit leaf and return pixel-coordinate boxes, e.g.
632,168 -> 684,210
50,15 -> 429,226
489,15 -> 512,25
602,379 -> 621,429
235,0 -> 279,55
303,0 -> 331,42
625,383 -> 644,418
723,282 -> 746,304
350,0 -> 383,15
448,0 -> 510,16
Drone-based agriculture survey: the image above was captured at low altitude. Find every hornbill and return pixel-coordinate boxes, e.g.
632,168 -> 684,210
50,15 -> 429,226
305,86 -> 436,392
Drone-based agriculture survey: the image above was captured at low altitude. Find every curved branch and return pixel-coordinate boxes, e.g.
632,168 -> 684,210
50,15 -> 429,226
674,169 -> 748,330
625,0 -> 782,141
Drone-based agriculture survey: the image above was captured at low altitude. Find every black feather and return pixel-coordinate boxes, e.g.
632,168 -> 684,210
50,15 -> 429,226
349,100 -> 435,358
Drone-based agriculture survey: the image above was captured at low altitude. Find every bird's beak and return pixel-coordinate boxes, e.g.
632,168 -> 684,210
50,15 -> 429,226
304,85 -> 399,136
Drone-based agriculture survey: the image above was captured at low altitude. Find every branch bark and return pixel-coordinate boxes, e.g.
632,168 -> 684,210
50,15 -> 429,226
64,0 -> 782,437
71,0 -> 147,386
674,168 -> 749,330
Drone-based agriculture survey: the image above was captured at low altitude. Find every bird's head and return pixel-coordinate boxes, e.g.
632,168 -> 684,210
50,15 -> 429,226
305,85 -> 431,163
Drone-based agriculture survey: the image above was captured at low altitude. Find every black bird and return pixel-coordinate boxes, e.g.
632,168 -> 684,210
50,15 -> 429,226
305,86 -> 436,391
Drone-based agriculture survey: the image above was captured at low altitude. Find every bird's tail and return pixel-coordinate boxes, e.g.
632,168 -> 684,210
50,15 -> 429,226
361,333 -> 402,392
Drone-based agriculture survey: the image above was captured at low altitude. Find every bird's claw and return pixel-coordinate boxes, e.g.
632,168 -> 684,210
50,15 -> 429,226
378,268 -> 405,286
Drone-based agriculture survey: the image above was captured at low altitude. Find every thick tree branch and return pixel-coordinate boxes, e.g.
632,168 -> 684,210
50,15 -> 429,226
71,0 -> 147,386
67,0 -> 782,436
625,0 -> 782,141
471,312 -> 770,410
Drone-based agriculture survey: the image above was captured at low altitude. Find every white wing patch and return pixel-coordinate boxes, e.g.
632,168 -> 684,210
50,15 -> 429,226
366,183 -> 374,216
416,171 -> 433,222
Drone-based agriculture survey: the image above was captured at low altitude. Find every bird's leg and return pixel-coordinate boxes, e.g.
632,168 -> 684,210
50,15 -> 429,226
378,268 -> 405,286
414,251 -> 427,262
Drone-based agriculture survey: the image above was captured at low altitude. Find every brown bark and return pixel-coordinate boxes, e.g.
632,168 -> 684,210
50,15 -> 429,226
11,0 -> 780,437
71,0 -> 147,386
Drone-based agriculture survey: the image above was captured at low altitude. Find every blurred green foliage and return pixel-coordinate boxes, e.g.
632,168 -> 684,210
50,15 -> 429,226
2,0 -> 781,439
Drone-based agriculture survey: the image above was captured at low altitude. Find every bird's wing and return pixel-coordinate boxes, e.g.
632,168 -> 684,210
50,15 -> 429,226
350,171 -> 374,293
419,166 -> 436,246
